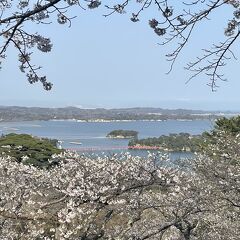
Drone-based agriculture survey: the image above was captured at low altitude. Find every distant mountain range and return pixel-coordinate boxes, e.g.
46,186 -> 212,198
0,106 -> 238,122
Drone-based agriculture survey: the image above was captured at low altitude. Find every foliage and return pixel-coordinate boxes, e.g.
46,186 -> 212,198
0,131 -> 239,239
129,133 -> 202,152
199,116 -> 240,151
107,129 -> 138,138
0,133 -> 62,168
0,1 -> 240,89
213,115 -> 240,134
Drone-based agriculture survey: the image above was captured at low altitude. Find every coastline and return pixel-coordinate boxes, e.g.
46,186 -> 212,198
48,118 -> 212,123
128,145 -> 192,152
0,118 -> 215,124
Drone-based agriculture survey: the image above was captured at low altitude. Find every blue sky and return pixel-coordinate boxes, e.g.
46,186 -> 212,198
1,2 -> 240,110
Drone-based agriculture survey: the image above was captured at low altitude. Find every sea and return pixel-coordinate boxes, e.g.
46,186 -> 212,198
0,119 -> 214,160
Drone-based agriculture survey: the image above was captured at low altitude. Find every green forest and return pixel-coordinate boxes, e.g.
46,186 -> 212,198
0,133 -> 62,168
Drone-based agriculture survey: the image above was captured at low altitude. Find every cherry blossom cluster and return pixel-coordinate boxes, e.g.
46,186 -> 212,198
0,133 -> 239,239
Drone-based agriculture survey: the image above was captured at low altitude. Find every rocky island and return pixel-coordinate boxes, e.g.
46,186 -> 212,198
107,130 -> 138,139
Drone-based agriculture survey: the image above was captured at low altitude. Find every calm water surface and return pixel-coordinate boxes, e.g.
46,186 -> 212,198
0,120 -> 214,158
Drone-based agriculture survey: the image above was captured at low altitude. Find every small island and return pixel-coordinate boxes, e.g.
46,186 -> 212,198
128,133 -> 202,152
107,130 -> 138,139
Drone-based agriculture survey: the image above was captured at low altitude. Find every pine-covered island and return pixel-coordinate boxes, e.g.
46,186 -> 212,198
128,133 -> 202,152
107,130 -> 138,139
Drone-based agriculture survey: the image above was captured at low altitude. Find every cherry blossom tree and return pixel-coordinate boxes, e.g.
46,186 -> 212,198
0,0 -> 240,90
0,136 -> 239,239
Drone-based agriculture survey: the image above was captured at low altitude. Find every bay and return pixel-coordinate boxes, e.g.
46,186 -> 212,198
0,119 -> 213,159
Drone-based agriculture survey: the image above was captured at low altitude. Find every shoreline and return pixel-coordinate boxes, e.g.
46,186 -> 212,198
0,118 -> 215,124
47,118 -> 212,123
128,145 -> 192,152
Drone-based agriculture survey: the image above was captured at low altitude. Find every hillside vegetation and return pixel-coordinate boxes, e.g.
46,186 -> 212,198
0,133 -> 62,168
129,133 -> 202,152
0,106 -> 229,122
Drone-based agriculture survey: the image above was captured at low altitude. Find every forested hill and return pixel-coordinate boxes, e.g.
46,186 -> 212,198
0,106 -> 238,122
